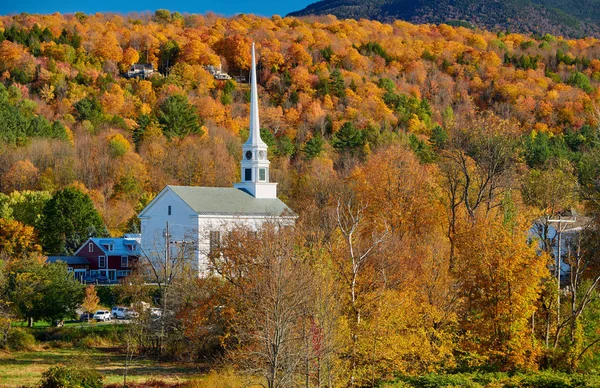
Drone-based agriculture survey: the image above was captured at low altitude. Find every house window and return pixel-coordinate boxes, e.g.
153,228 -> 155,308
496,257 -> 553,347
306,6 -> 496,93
209,231 -> 221,254
244,168 -> 252,181
259,168 -> 266,182
117,270 -> 131,277
168,205 -> 172,216
121,256 -> 129,268
88,243 -> 93,252
98,256 -> 106,268
90,270 -> 99,277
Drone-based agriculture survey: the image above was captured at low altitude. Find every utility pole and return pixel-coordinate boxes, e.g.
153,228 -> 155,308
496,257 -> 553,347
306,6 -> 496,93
547,215 -> 576,328
160,221 -> 170,357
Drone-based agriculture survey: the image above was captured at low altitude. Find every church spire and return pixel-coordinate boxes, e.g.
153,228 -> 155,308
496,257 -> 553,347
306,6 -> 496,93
234,43 -> 278,199
246,43 -> 266,147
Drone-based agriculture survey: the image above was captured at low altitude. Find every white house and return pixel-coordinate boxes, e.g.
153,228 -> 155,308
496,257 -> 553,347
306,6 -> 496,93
138,43 -> 296,276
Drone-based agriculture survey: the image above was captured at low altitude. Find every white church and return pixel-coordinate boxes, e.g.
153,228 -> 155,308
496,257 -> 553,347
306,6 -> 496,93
138,43 -> 296,275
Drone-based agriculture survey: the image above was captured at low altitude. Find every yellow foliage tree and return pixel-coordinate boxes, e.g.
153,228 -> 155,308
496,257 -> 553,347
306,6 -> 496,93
454,211 -> 549,370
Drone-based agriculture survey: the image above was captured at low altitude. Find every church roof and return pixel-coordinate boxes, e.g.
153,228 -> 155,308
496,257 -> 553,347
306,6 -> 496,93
167,186 -> 295,217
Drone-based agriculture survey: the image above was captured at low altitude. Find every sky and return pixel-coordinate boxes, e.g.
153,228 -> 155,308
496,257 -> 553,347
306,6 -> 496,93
0,0 -> 314,17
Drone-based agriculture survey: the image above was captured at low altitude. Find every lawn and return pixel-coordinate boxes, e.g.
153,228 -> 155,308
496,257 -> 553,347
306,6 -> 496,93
0,346 -> 204,387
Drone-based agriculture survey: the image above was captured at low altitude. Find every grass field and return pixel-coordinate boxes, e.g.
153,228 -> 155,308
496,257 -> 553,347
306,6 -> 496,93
0,346 -> 203,387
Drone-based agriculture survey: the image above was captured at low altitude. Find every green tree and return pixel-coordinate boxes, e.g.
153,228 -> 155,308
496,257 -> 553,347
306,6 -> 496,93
429,125 -> 448,150
332,122 -> 364,151
38,187 -> 105,255
303,135 -> 324,159
157,94 -> 203,139
329,68 -> 346,99
7,260 -> 84,326
6,191 -> 52,228
567,71 -> 593,93
73,97 -> 103,123
158,40 -> 179,74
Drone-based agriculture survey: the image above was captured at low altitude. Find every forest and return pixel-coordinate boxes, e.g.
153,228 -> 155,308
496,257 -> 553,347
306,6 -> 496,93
288,0 -> 600,39
1,9 -> 600,387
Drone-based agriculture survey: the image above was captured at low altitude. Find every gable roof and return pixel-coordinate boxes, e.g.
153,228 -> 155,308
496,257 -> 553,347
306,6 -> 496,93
75,235 -> 141,256
145,186 -> 295,217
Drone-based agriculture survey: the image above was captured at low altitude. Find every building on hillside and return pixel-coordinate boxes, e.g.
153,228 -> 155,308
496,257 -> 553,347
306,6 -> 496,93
205,64 -> 232,80
139,43 -> 296,276
124,63 -> 154,79
73,234 -> 141,282
531,212 -> 591,285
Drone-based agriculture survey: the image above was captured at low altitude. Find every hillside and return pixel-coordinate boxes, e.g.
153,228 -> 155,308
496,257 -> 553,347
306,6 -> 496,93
2,11 -> 600,381
288,0 -> 600,38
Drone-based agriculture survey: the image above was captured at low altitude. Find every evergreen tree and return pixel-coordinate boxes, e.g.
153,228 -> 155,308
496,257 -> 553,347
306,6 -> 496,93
157,94 -> 203,139
329,68 -> 346,99
332,122 -> 364,151
303,135 -> 324,160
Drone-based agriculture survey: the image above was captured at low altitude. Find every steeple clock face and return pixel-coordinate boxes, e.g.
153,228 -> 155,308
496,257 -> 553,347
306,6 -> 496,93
258,150 -> 266,160
245,151 -> 253,160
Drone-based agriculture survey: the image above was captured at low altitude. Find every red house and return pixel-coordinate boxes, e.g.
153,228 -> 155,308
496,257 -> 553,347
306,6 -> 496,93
74,234 -> 141,283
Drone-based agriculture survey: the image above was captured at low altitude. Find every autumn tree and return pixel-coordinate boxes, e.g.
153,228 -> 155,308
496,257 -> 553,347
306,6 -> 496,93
328,196 -> 388,386
0,218 -> 42,262
212,226 -> 321,388
82,285 -> 100,323
440,112 -> 519,267
454,210 -> 549,369
2,159 -> 40,193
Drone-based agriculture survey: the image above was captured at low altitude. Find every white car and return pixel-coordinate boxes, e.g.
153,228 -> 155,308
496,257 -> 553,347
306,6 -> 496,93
150,308 -> 162,318
93,310 -> 112,322
111,306 -> 128,319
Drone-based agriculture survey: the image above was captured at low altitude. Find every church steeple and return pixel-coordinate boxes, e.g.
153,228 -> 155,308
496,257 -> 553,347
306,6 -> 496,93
246,43 -> 266,148
234,43 -> 278,199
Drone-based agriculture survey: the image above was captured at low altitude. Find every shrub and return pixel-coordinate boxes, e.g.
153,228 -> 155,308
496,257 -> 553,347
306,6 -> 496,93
7,328 -> 36,350
39,365 -> 103,388
186,369 -> 247,388
31,325 -> 124,347
105,380 -> 184,387
401,373 -> 482,387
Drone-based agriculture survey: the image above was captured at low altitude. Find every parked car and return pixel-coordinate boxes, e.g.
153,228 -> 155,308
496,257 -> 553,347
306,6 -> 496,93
79,312 -> 94,322
93,310 -> 112,321
125,309 -> 139,319
150,307 -> 162,318
111,306 -> 128,319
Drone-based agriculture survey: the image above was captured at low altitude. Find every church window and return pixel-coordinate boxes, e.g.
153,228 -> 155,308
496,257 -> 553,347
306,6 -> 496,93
209,231 -> 221,253
168,206 -> 171,216
244,168 -> 252,181
259,168 -> 266,181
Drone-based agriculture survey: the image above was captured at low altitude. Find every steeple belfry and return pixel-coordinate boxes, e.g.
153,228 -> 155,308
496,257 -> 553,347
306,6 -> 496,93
234,43 -> 278,199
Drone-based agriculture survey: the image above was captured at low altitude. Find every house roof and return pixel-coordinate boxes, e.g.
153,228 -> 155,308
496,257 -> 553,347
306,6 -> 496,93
166,186 -> 295,217
47,256 -> 90,265
77,234 -> 141,256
